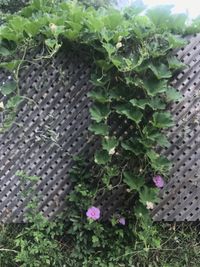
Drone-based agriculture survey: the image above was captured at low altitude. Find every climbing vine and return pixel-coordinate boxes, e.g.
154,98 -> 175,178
0,0 -> 200,239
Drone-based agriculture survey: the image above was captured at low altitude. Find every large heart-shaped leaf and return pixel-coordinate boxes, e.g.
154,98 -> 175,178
167,56 -> 186,70
89,123 -> 109,136
94,149 -> 110,165
148,63 -> 172,79
146,150 -> 171,172
102,137 -> 119,154
90,103 -> 110,123
130,98 -> 166,110
152,112 -> 174,128
0,81 -> 16,95
6,95 -> 22,109
0,46 -> 11,56
143,78 -> 167,96
130,99 -> 150,110
139,186 -> 159,205
167,33 -> 187,49
121,138 -> 145,155
88,89 -> 109,103
165,87 -> 183,102
143,127 -> 170,147
115,103 -> 143,124
102,42 -> 116,57
0,60 -> 21,71
146,5 -> 173,28
123,171 -> 145,191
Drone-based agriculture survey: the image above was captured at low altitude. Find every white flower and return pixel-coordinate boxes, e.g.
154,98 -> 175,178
109,147 -> 115,155
146,201 -> 154,210
49,23 -> 57,32
0,102 -> 4,111
116,42 -> 122,49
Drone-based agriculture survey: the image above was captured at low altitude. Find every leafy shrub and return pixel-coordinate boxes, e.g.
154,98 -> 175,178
14,214 -> 64,267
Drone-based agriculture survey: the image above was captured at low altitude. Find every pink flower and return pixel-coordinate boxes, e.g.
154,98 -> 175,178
153,175 -> 164,188
86,206 -> 100,220
118,217 -> 126,225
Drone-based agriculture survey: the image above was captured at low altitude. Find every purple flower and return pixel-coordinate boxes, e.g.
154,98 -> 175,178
86,206 -> 100,220
153,175 -> 164,188
118,217 -> 126,225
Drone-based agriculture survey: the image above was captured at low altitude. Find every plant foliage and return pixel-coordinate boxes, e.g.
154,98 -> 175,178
0,0 -> 200,265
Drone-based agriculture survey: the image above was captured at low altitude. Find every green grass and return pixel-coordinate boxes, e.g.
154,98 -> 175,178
0,222 -> 200,267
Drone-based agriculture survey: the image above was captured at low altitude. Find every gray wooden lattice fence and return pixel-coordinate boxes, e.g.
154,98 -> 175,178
0,34 -> 200,222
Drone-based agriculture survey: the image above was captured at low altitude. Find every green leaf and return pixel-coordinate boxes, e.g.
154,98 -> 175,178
45,38 -> 58,49
0,46 -> 11,56
121,138 -> 145,155
143,127 -> 170,147
0,60 -> 21,71
166,87 -> 183,102
102,42 -> 116,57
135,203 -> 151,223
86,13 -> 104,33
129,99 -> 150,110
115,103 -> 143,124
149,98 -> 166,110
143,78 -> 167,96
146,150 -> 171,172
102,137 -> 119,154
95,59 -> 113,72
130,98 -> 166,110
155,134 -> 170,147
89,123 -> 109,136
132,15 -> 154,39
167,56 -> 186,70
152,112 -> 174,128
170,13 -> 188,32
147,5 -> 173,28
9,16 -> 29,33
90,74 -> 110,87
94,150 -> 110,165
146,150 -> 159,162
103,10 -> 123,30
167,33 -> 187,49
148,63 -> 172,79
0,81 -> 16,95
123,171 -> 145,191
88,89 -> 109,103
0,25 -> 23,42
139,186 -> 159,205
90,103 -> 110,123
139,137 -> 154,148
6,96 -> 22,109
109,87 -> 134,101
16,171 -> 39,182
24,20 -> 44,37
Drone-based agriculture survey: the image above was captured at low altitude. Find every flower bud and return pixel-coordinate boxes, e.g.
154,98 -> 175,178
49,23 -> 57,32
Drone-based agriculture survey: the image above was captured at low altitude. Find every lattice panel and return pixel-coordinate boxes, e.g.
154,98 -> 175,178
1,34 -> 200,222
0,46 -> 96,222
152,34 -> 200,221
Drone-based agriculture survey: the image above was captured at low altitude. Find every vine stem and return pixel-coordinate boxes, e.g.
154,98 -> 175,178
15,45 -> 28,96
0,248 -> 18,253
